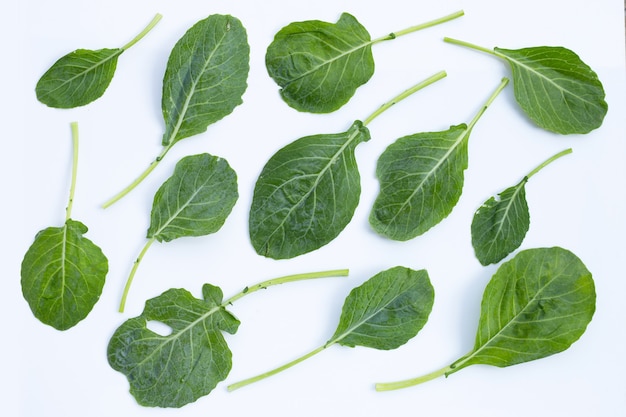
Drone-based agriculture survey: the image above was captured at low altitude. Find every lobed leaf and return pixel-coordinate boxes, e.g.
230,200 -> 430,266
162,14 -> 250,146
330,266 -> 434,350
148,153 -> 238,242
21,219 -> 108,330
107,284 -> 240,408
249,120 -> 370,259
266,13 -> 374,113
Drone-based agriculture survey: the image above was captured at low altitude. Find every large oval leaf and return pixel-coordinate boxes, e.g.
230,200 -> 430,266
148,153 -> 238,242
369,124 -> 469,241
21,219 -> 108,330
265,13 -> 374,113
249,121 -> 370,259
494,46 -> 607,134
450,247 -> 595,374
108,284 -> 240,408
162,14 -> 250,146
330,266 -> 434,350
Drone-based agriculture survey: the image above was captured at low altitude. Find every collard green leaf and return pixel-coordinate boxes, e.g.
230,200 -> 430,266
249,120 -> 371,259
265,13 -> 374,113
471,178 -> 530,266
369,124 -> 469,241
108,284 -> 240,408
494,46 -> 607,134
21,219 -> 108,330
162,14 -> 250,146
330,266 -> 434,350
35,14 -> 161,109
450,247 -> 595,374
148,153 -> 238,242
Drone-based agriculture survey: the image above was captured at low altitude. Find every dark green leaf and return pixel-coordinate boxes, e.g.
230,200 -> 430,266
450,247 -> 595,374
249,120 -> 370,259
494,46 -> 607,134
369,124 -> 469,241
36,48 -> 122,108
21,219 -> 108,330
471,178 -> 529,266
162,14 -> 250,146
330,266 -> 434,350
148,153 -> 238,242
107,284 -> 240,408
265,13 -> 374,113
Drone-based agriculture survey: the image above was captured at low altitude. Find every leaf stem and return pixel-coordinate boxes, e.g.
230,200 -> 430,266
102,146 -> 171,208
526,148 -> 573,179
362,71 -> 447,126
443,36 -> 496,56
66,122 -> 80,221
375,364 -> 453,391
121,13 -> 163,51
467,77 -> 510,131
372,10 -> 465,44
119,237 -> 157,313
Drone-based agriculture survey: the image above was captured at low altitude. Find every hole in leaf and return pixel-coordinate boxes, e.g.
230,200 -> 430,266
146,320 -> 173,337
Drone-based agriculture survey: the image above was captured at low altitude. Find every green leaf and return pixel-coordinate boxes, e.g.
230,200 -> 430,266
35,14 -> 161,109
21,219 -> 108,330
107,284 -> 240,408
249,120 -> 370,259
330,266 -> 434,350
450,247 -> 595,373
266,11 -> 464,113
148,153 -> 238,242
266,13 -> 373,113
162,14 -> 250,146
370,78 -> 509,241
471,148 -> 572,266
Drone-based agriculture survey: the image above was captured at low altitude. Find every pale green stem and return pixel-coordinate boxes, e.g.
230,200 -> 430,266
119,237 -> 157,313
102,145 -> 171,208
66,122 -> 80,221
362,71 -> 447,126
121,13 -> 163,51
372,10 -> 465,44
443,36 -> 497,56
526,148 -> 572,179
375,364 -> 453,391
466,77 -> 510,131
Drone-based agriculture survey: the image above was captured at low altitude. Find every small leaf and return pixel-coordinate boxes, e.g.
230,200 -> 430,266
148,153 -> 238,242
249,120 -> 370,259
21,219 -> 109,330
266,13 -> 374,113
107,284 -> 240,408
471,178 -> 530,266
162,14 -> 250,146
450,247 -> 595,374
330,266 -> 434,350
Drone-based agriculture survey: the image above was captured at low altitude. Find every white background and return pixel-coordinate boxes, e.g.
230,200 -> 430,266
4,0 -> 625,415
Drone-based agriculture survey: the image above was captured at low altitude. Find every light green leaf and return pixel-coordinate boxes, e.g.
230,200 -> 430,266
108,284 -> 240,408
21,220 -> 108,330
162,14 -> 250,146
249,120 -> 371,259
35,14 -> 161,109
148,153 -> 238,242
330,266 -> 434,350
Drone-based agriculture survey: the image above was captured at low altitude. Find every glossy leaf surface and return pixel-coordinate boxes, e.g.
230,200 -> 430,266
249,120 -> 370,259
162,14 -> 250,146
494,46 -> 607,134
148,153 -> 238,242
21,219 -> 108,330
266,13 -> 373,113
450,247 -> 595,374
369,124 -> 469,241
108,284 -> 240,408
330,266 -> 434,350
